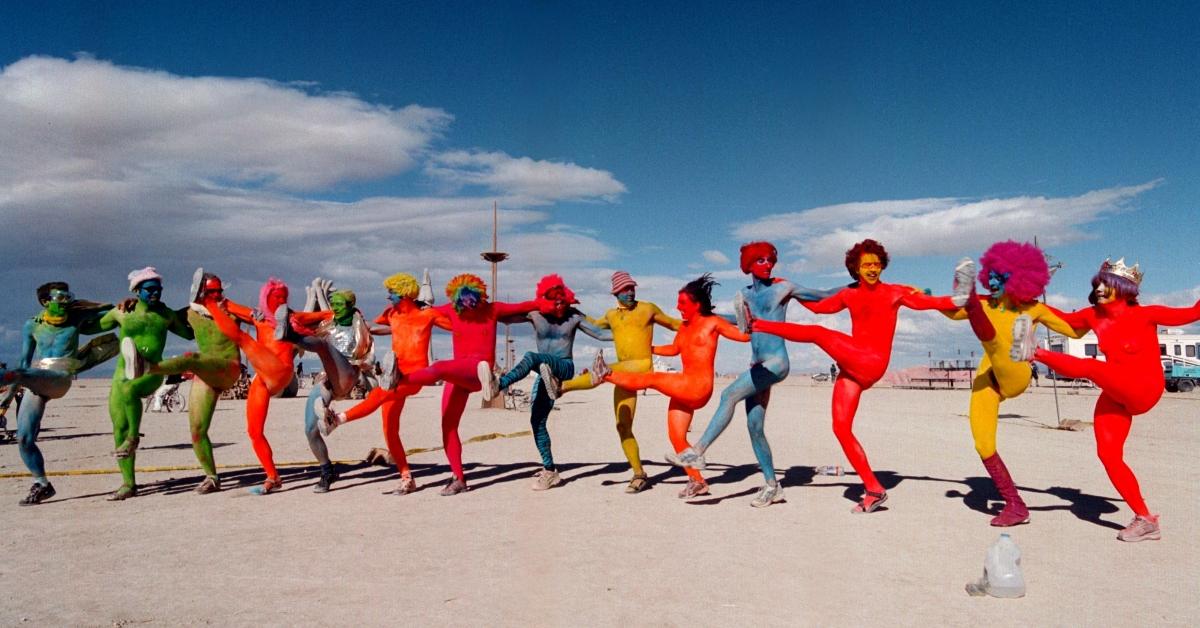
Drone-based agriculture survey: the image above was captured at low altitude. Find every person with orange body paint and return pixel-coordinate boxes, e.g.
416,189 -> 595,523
391,274 -> 547,496
202,277 -> 299,495
324,272 -> 451,495
749,239 -> 958,513
592,274 -> 750,499
1012,258 -> 1200,542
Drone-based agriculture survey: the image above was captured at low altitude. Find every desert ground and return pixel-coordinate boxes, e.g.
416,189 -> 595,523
1,376 -> 1197,627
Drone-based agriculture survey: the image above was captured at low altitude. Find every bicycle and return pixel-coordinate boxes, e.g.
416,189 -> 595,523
504,387 -> 532,411
145,382 -> 188,413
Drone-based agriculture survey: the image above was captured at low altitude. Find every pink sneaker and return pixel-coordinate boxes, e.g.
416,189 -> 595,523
1117,514 -> 1161,542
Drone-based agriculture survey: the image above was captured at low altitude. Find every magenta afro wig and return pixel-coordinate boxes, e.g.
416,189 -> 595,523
978,240 -> 1050,304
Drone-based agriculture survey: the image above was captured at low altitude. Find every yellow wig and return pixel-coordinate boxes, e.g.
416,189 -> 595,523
383,273 -> 419,300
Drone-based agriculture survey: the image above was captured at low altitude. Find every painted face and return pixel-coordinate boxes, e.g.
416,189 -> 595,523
750,255 -> 775,281
330,293 -> 353,321
44,289 -> 73,318
456,288 -> 481,311
137,279 -> 163,304
266,286 -> 289,312
858,253 -> 883,285
201,276 -> 224,302
676,291 -> 700,320
1094,281 -> 1117,305
987,270 -> 1010,298
544,287 -> 568,317
387,291 -> 404,306
615,287 -> 636,307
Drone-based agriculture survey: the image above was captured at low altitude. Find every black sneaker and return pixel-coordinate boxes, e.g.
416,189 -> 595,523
19,482 -> 55,506
313,467 -> 339,493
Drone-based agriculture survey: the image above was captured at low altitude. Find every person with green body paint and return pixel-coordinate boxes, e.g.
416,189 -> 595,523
96,267 -> 194,501
0,282 -> 115,505
275,279 -> 375,493
136,268 -> 245,494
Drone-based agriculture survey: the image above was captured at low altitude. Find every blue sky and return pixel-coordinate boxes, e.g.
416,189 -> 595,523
1,2 -> 1197,373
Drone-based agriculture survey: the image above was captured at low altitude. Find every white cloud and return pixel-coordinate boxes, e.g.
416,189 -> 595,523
425,149 -> 627,203
0,55 -> 451,191
734,182 -> 1161,273
702,249 -> 730,265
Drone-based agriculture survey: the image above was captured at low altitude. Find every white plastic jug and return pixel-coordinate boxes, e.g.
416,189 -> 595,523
965,533 -> 1026,598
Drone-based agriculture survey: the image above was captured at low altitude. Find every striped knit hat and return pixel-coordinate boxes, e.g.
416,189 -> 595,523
611,271 -> 637,294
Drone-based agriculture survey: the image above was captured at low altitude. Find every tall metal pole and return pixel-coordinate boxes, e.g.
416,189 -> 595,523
480,201 -> 509,409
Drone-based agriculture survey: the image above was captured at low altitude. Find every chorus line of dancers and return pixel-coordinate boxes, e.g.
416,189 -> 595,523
4,238 -> 1195,543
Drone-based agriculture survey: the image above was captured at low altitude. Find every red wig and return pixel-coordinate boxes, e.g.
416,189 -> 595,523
844,239 -> 889,280
739,241 -> 778,274
535,274 -> 579,304
978,241 -> 1050,304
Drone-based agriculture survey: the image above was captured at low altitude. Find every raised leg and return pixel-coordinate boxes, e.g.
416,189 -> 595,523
205,302 -> 293,394
752,320 -> 881,386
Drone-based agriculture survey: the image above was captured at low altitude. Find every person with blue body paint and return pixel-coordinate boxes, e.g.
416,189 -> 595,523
1,282 -> 115,505
479,274 -> 612,490
666,241 -> 840,507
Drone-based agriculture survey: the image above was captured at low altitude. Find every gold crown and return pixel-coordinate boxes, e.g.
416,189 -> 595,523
1099,257 -> 1143,286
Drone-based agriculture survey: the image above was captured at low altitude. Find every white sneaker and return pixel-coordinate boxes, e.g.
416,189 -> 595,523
1009,314 -> 1036,362
531,469 -> 563,491
952,258 -> 976,307
538,363 -> 561,400
750,483 -> 785,508
733,290 -> 752,334
477,361 -> 498,401
590,351 -> 611,384
121,337 -> 144,380
664,447 -> 707,470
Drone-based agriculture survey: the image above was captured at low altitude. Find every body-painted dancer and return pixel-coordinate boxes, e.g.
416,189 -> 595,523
751,239 -> 958,513
96,268 -> 194,500
945,241 -> 1080,526
326,273 -> 451,495
276,281 -> 375,493
393,274 -> 545,496
137,270 -> 262,494
593,275 -> 750,499
667,242 -> 838,507
203,277 -> 298,495
1014,258 -> 1200,542
478,274 -> 612,490
559,271 -> 681,493
1,283 -> 114,505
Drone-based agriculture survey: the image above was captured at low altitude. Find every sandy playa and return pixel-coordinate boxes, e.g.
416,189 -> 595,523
1,377 -> 1197,627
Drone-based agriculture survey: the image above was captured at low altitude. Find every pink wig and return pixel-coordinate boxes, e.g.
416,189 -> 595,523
257,277 -> 289,316
535,274 -> 579,304
978,241 -> 1049,304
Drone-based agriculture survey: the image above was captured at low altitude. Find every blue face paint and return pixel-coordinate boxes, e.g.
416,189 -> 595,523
616,288 -> 636,307
456,289 -> 480,311
987,271 -> 1010,298
137,280 -> 163,304
387,292 -> 403,305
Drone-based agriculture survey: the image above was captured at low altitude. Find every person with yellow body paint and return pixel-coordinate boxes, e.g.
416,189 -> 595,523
946,241 -> 1082,527
561,271 -> 680,493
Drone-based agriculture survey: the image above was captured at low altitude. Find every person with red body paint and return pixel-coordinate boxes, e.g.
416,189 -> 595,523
392,273 -> 548,496
1013,258 -> 1200,542
203,277 -> 299,495
749,239 -> 959,513
593,274 -> 750,500
324,272 -> 451,495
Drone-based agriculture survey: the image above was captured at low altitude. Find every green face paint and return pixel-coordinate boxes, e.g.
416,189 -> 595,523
45,301 -> 68,318
330,293 -> 353,324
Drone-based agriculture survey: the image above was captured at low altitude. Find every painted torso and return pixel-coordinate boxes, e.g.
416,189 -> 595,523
603,301 -> 674,362
377,305 -> 446,372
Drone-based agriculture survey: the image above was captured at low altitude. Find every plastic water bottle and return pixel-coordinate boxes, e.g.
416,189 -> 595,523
815,465 -> 843,476
966,533 -> 1026,598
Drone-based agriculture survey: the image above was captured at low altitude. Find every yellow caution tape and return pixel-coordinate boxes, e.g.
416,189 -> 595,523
0,429 -> 534,478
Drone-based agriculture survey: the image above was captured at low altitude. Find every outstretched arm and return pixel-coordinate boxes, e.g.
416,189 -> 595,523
801,290 -> 847,315
714,316 -> 751,342
578,315 -> 614,341
653,340 -> 681,356
18,319 -> 36,369
1144,299 -> 1200,327
221,299 -> 257,325
784,280 -> 845,303
1033,304 -> 1088,338
169,307 -> 195,341
899,290 -> 958,311
494,299 -> 543,319
650,303 -> 682,331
